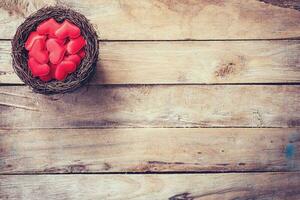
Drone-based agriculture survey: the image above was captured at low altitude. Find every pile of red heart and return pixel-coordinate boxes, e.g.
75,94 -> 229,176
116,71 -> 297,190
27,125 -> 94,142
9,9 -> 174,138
25,18 -> 86,81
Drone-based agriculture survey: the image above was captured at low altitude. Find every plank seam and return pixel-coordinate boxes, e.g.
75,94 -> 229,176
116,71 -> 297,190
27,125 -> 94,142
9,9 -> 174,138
1,38 -> 300,42
0,126 -> 291,130
1,170 -> 300,176
1,83 -> 300,86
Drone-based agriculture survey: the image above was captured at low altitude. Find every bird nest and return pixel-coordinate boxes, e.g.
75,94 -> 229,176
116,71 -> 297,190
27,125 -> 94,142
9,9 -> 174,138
11,6 -> 99,94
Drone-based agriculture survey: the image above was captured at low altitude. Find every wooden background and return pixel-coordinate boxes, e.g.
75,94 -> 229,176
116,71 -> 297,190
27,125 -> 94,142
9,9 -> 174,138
0,0 -> 300,199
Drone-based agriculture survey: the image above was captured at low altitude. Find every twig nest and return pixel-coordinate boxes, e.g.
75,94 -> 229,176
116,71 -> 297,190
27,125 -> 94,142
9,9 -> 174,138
12,6 -> 99,94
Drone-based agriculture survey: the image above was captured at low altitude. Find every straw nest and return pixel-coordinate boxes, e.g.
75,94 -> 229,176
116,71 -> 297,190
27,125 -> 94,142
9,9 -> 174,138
11,6 -> 99,94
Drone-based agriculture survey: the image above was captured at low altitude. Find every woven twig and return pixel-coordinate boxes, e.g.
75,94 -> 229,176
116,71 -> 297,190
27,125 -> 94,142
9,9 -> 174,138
11,6 -> 99,94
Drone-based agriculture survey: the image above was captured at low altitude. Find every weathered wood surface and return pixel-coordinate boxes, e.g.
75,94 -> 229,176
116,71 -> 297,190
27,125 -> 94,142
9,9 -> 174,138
1,0 -> 300,40
1,173 -> 300,200
1,40 -> 300,84
1,85 -> 300,128
0,128 -> 299,173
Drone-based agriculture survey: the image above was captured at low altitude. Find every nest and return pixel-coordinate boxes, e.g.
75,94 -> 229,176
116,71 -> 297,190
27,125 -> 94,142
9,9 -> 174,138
11,6 -> 99,94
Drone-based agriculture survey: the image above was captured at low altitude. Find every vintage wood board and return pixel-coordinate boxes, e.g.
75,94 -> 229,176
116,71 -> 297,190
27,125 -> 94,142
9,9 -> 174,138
0,0 -> 300,40
0,0 -> 300,199
1,40 -> 300,84
0,128 -> 299,173
1,85 -> 300,128
1,173 -> 300,199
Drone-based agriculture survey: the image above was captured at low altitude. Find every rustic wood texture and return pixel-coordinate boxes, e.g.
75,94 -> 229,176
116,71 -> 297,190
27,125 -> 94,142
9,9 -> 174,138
0,128 -> 299,173
1,0 -> 300,40
1,173 -> 300,200
1,0 -> 300,198
0,85 -> 300,129
1,40 -> 300,84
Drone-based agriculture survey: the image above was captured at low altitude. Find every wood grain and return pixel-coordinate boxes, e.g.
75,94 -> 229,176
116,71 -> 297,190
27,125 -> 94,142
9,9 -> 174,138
0,85 -> 299,128
0,128 -> 299,173
1,1 -> 299,199
1,0 -> 300,40
1,173 -> 300,199
1,40 -> 300,84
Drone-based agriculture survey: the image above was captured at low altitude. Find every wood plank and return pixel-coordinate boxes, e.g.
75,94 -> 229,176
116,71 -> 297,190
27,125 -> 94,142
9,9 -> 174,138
0,128 -> 299,173
0,85 -> 299,128
1,40 -> 300,84
1,173 -> 300,199
1,0 -> 300,40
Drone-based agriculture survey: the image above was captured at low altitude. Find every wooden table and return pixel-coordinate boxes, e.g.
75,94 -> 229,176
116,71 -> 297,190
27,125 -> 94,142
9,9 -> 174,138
1,0 -> 300,199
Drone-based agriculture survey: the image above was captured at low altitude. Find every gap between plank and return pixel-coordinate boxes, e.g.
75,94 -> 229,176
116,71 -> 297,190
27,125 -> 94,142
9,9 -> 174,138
2,170 -> 300,176
1,38 -> 300,42
0,126 -> 287,130
1,83 -> 300,86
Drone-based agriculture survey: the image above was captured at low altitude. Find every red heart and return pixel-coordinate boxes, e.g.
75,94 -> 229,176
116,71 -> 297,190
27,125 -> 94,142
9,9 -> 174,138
39,74 -> 52,82
65,54 -> 82,66
25,31 -> 46,51
67,36 -> 86,54
55,20 -> 80,39
54,60 -> 77,81
46,38 -> 66,64
28,57 -> 50,77
78,49 -> 86,58
37,18 -> 61,37
50,64 -> 58,78
56,38 -> 66,45
40,63 -> 57,81
29,39 -> 49,64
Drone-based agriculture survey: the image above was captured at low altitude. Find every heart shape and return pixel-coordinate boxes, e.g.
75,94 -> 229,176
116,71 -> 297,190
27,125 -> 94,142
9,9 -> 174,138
40,64 -> 57,81
25,31 -> 46,51
78,50 -> 86,58
29,39 -> 49,64
67,36 -> 86,54
39,74 -> 52,82
28,57 -> 50,77
55,20 -> 81,39
55,38 -> 66,45
46,38 -> 66,64
54,60 -> 77,81
25,18 -> 86,82
65,54 -> 82,66
37,18 -> 61,37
